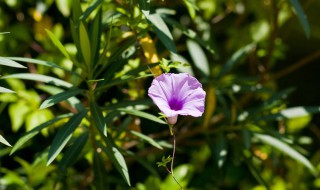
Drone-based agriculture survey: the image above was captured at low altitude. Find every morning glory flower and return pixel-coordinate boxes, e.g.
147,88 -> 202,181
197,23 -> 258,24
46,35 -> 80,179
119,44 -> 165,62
148,73 -> 206,125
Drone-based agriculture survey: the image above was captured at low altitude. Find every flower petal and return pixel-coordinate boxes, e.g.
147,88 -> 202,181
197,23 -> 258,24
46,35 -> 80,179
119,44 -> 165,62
148,73 -> 206,118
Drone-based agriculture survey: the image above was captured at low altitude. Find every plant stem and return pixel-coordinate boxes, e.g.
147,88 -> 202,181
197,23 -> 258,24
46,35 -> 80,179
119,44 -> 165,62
169,131 -> 183,190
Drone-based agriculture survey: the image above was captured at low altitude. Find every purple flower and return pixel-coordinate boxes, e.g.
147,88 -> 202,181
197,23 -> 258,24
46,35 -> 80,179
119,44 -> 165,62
148,73 -> 206,125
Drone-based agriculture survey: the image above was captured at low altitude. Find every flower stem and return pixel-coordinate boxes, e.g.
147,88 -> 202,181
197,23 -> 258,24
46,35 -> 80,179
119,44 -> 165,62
169,130 -> 183,189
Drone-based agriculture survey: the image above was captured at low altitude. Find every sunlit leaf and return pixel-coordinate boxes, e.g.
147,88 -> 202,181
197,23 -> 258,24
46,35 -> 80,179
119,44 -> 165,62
6,57 -> 80,77
40,87 -> 83,109
0,135 -> 11,147
80,0 -> 103,21
0,87 -> 14,93
25,109 -> 54,131
99,138 -> 131,186
163,164 -> 194,189
254,133 -> 317,176
186,40 -> 210,76
37,85 -> 85,111
79,22 -> 91,67
0,57 -> 26,68
47,110 -> 87,165
139,1 -> 176,53
289,0 -> 310,38
90,8 -> 102,65
59,131 -> 89,170
45,29 -> 70,59
10,113 -> 73,155
2,73 -> 73,88
56,0 -> 72,17
118,108 -> 166,124
257,106 -> 320,121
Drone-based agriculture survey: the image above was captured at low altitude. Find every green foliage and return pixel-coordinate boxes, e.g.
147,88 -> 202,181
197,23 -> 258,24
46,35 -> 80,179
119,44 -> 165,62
0,0 -> 320,189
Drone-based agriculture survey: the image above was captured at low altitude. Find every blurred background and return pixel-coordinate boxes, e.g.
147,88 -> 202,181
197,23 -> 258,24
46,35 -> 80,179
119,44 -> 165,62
0,0 -> 320,189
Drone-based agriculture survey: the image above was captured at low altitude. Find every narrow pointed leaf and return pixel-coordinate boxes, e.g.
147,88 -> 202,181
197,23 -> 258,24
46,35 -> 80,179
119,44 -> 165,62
246,159 -> 269,188
80,0 -> 103,21
79,22 -> 91,66
90,8 -> 102,65
58,131 -> 89,170
130,130 -> 163,149
215,133 -> 227,168
45,29 -> 70,59
40,87 -> 83,109
93,151 -> 108,189
90,102 -> 107,136
255,133 -> 317,176
217,43 -> 255,79
6,57 -> 80,77
0,87 -> 14,93
0,135 -> 11,147
98,140 -> 131,186
10,113 -> 73,155
139,1 -> 176,53
186,40 -> 210,76
47,110 -> 87,165
37,85 -> 85,111
118,108 -> 166,124
0,57 -> 26,68
2,73 -> 73,88
289,0 -> 310,38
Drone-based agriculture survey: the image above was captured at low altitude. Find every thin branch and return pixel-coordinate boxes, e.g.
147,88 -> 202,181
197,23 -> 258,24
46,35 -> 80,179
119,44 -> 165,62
272,50 -> 320,80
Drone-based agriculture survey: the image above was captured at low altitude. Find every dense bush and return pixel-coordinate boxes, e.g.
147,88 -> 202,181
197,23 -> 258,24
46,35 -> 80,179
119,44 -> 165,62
1,0 -> 320,189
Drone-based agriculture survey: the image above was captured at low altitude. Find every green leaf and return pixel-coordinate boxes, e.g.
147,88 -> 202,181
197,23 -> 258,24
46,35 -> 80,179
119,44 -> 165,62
118,108 -> 166,124
139,3 -> 176,53
183,0 -> 198,19
79,22 -> 91,67
72,0 -> 82,24
90,102 -> 107,137
37,85 -> 85,111
45,29 -> 70,59
129,130 -> 163,150
58,131 -> 89,170
47,110 -> 87,165
98,139 -> 131,186
25,109 -> 54,131
217,43 -> 255,80
0,57 -> 26,68
2,73 -> 73,88
186,40 -> 209,76
6,57 -> 80,77
289,0 -> 310,38
257,106 -> 320,121
56,0 -> 72,17
102,99 -> 153,110
90,8 -> 102,65
93,151 -> 108,189
79,0 -> 103,21
254,133 -> 317,176
245,159 -> 269,188
0,135 -> 11,147
9,101 -> 32,132
40,87 -> 83,109
10,113 -> 73,155
164,17 -> 216,55
163,164 -> 194,189
0,87 -> 14,93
